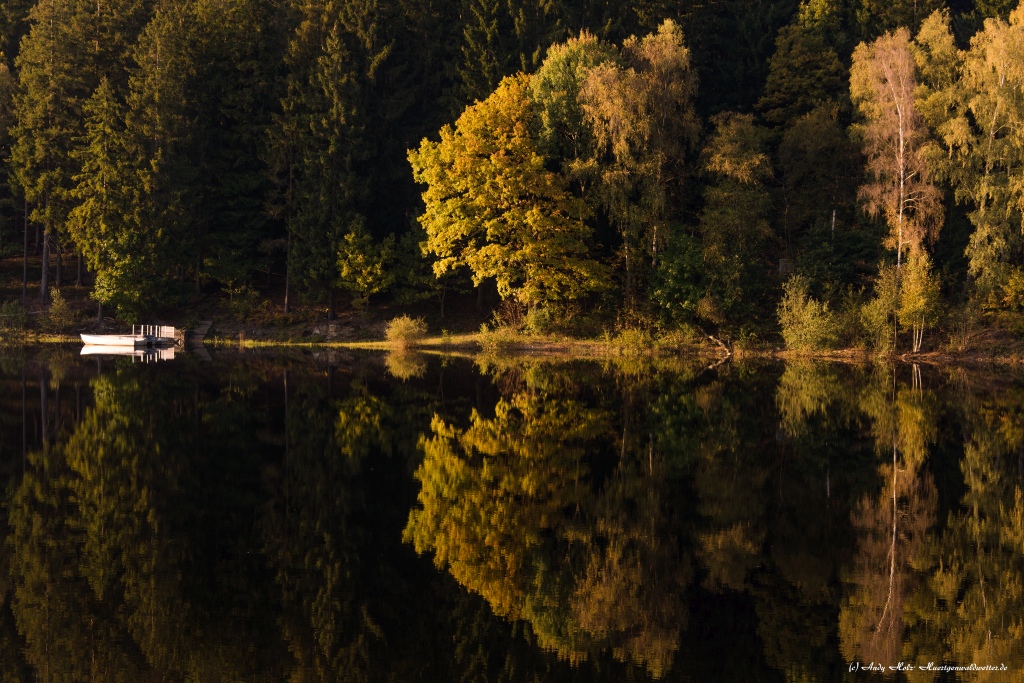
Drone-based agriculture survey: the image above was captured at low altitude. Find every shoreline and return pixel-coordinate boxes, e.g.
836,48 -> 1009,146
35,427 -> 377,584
5,329 -> 1024,367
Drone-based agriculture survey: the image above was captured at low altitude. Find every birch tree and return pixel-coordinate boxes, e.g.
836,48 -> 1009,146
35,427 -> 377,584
851,28 -> 942,269
916,8 -> 1024,306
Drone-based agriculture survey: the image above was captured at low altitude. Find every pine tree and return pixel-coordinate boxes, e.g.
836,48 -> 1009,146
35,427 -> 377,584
269,0 -> 372,320
68,79 -> 156,315
124,0 -> 277,300
856,0 -> 943,37
11,0 -> 151,300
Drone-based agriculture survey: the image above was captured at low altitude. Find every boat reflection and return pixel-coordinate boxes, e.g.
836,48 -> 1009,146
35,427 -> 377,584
79,345 -> 177,362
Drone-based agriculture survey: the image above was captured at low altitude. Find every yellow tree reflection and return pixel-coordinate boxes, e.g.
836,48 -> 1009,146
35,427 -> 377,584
404,372 -> 690,677
840,367 -> 937,667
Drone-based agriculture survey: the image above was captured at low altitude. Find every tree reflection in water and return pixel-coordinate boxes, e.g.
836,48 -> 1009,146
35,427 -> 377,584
0,353 -> 1021,681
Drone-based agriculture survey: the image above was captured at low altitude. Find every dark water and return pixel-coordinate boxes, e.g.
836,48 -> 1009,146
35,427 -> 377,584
0,347 -> 1021,682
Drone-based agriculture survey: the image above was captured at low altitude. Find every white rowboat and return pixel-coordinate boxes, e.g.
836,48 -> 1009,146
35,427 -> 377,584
80,325 -> 177,348
80,333 -> 150,347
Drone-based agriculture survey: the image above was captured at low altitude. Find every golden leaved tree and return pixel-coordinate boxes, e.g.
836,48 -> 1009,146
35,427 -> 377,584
851,28 -> 943,269
408,74 -> 607,316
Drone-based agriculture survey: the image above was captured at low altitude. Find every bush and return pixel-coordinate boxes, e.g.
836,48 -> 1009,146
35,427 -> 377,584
778,275 -> 839,352
1003,267 -> 1024,310
613,327 -> 654,356
860,265 -> 899,352
42,289 -> 76,333
0,300 -> 28,331
226,284 -> 271,321
385,315 -> 427,348
523,306 -> 551,334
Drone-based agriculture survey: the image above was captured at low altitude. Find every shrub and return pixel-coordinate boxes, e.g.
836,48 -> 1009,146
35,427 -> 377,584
946,303 -> 975,351
1003,267 -> 1024,310
523,306 -> 552,334
778,275 -> 839,352
226,284 -> 271,321
477,323 -> 521,353
0,300 -> 29,333
613,327 -> 653,356
385,315 -> 427,348
42,289 -> 76,333
860,265 -> 899,352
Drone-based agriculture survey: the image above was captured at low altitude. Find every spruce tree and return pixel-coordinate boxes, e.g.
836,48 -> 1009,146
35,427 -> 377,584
11,0 -> 151,300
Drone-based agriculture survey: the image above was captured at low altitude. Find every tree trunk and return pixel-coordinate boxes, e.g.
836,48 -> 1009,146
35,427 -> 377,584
54,234 -> 62,288
284,232 -> 291,314
22,199 -> 28,300
21,369 -> 27,471
328,287 -> 335,321
439,276 -> 448,319
40,232 -> 50,301
77,252 -> 83,287
96,300 -> 103,324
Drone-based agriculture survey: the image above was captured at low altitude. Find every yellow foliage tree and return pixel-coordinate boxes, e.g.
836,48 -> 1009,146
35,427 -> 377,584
408,74 -> 607,315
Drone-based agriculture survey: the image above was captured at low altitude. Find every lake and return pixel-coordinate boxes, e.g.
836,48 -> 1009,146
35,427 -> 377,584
0,347 -> 1021,681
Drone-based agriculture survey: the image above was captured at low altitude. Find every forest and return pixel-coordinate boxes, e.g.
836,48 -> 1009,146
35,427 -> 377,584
1,0 -> 1024,350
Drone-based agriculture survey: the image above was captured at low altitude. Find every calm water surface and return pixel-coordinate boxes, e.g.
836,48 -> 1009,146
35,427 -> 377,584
0,348 -> 1021,682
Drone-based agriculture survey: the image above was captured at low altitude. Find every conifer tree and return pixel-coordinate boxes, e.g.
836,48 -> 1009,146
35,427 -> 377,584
269,0 -> 373,320
121,0 -> 277,302
12,0 -> 151,300
68,79 -> 156,315
856,0 -> 943,37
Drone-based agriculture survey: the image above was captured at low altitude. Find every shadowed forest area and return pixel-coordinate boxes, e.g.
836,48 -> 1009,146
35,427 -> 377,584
3,0 -> 1024,354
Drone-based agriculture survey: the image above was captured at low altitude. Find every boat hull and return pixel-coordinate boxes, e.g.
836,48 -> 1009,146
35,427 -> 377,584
80,334 -> 150,347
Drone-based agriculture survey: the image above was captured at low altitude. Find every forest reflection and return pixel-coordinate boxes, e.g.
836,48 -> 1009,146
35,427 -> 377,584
0,351 -> 1021,681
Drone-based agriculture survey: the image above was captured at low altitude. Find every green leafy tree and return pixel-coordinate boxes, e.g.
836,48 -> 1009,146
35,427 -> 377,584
410,74 -> 608,315
777,105 -> 869,294
581,19 -> 699,314
530,30 -> 617,171
860,262 -> 900,351
916,8 -> 1024,307
696,112 -> 776,330
336,221 -> 395,310
897,250 -> 939,352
